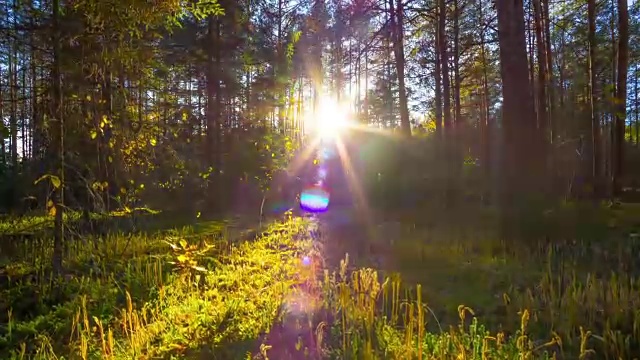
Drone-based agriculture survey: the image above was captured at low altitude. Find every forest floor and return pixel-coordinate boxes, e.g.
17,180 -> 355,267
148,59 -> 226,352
1,202 -> 640,359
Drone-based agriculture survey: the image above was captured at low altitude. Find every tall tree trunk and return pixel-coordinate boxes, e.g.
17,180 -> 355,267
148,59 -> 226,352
532,0 -> 547,140
206,15 -> 222,210
613,0 -> 629,196
51,0 -> 64,274
495,0 -> 538,206
434,11 -> 443,137
453,0 -> 461,126
635,64 -> 639,147
0,64 -> 4,166
587,0 -> 601,197
439,0 -> 451,133
542,0 -> 554,141
389,0 -> 411,137
477,0 -> 491,198
10,0 -> 18,170
526,2 -> 535,99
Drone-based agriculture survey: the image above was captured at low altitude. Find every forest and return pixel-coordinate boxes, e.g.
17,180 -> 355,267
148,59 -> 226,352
1,0 -> 640,358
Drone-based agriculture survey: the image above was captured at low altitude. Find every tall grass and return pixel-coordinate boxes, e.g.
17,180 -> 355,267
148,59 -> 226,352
1,212 -> 639,359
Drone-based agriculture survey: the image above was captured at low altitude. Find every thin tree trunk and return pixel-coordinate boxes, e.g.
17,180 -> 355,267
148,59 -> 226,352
532,0 -> 547,139
10,0 -> 18,170
635,64 -> 639,147
0,63 -> 4,166
613,0 -> 629,196
608,0 -> 617,195
542,0 -> 554,141
587,0 -> 601,197
434,8 -> 443,137
206,15 -> 223,210
453,0 -> 461,126
439,0 -> 451,133
51,0 -> 64,274
526,2 -> 535,100
389,0 -> 411,137
478,0 -> 491,197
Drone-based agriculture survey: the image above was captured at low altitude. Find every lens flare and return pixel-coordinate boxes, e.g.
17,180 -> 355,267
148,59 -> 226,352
300,185 -> 330,212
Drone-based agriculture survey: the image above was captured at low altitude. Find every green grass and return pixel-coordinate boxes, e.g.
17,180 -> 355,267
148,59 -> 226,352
1,205 -> 639,359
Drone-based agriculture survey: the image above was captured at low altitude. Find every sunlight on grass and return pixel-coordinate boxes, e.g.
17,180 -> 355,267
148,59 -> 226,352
1,212 -> 639,359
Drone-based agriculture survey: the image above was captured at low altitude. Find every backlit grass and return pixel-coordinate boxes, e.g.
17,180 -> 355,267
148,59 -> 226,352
0,207 -> 639,359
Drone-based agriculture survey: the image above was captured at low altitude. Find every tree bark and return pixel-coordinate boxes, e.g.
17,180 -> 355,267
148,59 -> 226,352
495,0 -> 538,204
439,0 -> 451,134
532,0 -> 548,140
389,0 -> 411,137
613,0 -> 629,196
542,0 -> 554,141
587,0 -> 601,197
51,0 -> 65,274
434,7 -> 443,137
453,0 -> 461,126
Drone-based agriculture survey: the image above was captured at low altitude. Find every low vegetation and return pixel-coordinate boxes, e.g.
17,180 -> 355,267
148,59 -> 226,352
1,205 -> 639,359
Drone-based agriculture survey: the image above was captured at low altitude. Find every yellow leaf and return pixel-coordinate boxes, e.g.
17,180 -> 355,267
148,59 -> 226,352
196,212 -> 201,218
108,156 -> 113,163
50,176 -> 61,189
150,138 -> 157,146
47,199 -> 53,208
177,254 -> 188,263
179,239 -> 188,249
49,206 -> 56,217
90,130 -> 97,139
86,95 -> 91,101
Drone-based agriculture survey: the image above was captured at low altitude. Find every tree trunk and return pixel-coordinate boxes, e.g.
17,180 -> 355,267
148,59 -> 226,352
532,0 -> 547,141
453,0 -> 461,126
587,0 -> 601,197
495,0 -> 538,205
10,0 -> 18,170
389,0 -> 411,137
477,0 -> 491,198
51,0 -> 65,274
439,0 -> 451,134
613,0 -> 629,197
635,64 -> 639,147
542,0 -> 554,141
0,64 -> 4,167
434,9 -> 443,137
207,15 -> 223,211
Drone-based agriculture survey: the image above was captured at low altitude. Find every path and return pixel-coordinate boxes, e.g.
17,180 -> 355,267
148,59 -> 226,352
256,140 -> 395,359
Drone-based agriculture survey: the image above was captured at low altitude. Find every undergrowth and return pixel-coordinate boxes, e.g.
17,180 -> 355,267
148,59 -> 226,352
0,211 -> 638,359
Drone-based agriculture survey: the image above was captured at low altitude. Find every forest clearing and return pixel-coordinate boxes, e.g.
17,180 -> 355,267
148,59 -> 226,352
1,0 -> 640,358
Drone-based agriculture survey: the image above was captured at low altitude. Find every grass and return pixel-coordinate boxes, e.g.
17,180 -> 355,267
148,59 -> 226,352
0,204 -> 639,359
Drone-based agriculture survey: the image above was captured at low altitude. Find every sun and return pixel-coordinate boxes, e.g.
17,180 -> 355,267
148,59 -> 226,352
314,97 -> 351,140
